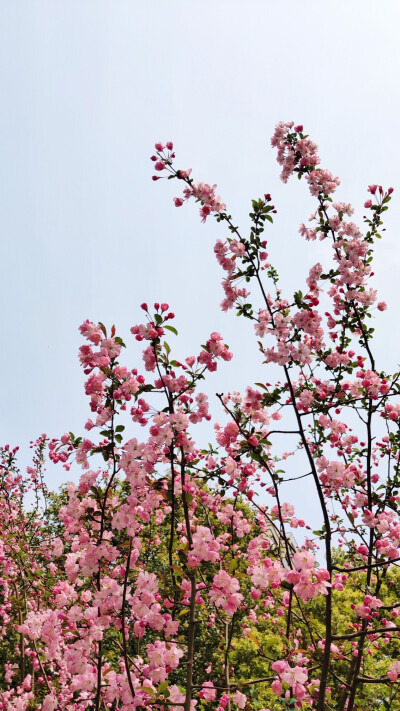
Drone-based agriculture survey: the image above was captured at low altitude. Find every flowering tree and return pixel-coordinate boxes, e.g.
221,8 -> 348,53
1,122 -> 400,711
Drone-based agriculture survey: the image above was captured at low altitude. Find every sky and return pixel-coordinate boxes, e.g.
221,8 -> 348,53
1,0 -> 400,527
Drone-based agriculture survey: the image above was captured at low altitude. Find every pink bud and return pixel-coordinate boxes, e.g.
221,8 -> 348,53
155,142 -> 164,151
166,141 -> 173,150
174,197 -> 184,207
271,679 -> 283,696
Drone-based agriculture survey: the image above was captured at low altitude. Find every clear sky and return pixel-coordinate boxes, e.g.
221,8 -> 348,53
1,0 -> 400,518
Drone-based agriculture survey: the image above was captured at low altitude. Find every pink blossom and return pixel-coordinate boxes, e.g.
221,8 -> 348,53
199,681 -> 217,701
209,570 -> 243,614
232,690 -> 247,708
281,665 -> 308,686
388,660 -> 400,682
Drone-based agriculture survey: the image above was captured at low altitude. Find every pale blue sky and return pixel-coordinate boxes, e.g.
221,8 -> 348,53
1,0 -> 400,524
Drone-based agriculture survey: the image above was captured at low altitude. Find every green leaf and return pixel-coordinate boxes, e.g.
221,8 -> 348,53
228,558 -> 238,574
164,325 -> 178,336
157,681 -> 169,695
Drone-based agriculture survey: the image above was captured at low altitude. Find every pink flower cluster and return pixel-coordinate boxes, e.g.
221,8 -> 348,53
181,181 -> 226,222
209,570 -> 244,615
271,659 -> 309,705
271,121 -> 340,196
198,332 -> 233,371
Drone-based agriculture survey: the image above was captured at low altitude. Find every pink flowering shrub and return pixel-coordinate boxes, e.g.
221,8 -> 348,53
1,125 -> 400,710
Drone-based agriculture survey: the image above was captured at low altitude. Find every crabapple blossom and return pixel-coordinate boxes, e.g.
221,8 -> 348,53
2,121 -> 400,711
